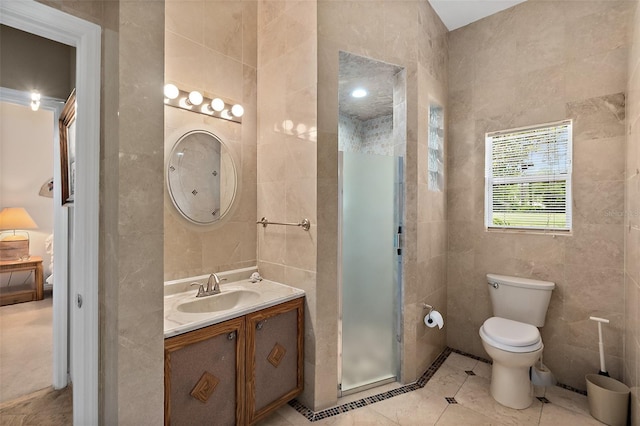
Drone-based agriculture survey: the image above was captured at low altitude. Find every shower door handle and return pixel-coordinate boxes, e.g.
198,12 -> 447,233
394,226 -> 403,255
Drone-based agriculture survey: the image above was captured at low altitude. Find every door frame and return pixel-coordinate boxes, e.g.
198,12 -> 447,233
0,1 -> 101,423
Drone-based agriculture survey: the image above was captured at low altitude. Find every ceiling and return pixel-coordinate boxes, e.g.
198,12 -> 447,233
428,0 -> 527,31
338,1 -> 527,121
339,52 -> 403,122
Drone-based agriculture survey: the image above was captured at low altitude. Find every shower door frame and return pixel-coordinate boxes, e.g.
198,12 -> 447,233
337,152 -> 404,397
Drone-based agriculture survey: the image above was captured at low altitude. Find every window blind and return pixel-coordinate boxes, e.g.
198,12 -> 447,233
485,120 -> 572,232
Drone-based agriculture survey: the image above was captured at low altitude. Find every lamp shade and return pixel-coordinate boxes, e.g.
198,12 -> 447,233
0,208 -> 38,231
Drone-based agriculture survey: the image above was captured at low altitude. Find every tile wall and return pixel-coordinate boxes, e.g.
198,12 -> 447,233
163,0 -> 258,281
39,0 -> 167,423
446,0 -> 633,390
256,0 -> 320,409
626,0 -> 640,422
338,113 -> 395,155
317,0 -> 449,409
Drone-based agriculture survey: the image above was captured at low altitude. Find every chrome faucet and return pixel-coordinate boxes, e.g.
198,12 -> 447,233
190,282 -> 206,297
207,273 -> 226,294
191,273 -> 228,298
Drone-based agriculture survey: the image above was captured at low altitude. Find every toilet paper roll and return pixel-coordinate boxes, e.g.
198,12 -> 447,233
424,310 -> 444,329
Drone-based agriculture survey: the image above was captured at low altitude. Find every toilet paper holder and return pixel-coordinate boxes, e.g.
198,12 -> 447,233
422,303 -> 444,329
422,303 -> 434,314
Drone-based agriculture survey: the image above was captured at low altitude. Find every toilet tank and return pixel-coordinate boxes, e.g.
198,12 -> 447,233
486,274 -> 555,327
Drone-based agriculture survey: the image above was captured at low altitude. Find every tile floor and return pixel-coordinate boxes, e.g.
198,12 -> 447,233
257,352 -> 605,426
0,302 -> 605,426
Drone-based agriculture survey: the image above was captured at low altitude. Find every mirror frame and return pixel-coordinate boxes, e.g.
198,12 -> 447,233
166,129 -> 238,226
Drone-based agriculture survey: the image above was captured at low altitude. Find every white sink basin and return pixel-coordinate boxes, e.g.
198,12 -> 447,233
176,289 -> 261,314
164,272 -> 305,338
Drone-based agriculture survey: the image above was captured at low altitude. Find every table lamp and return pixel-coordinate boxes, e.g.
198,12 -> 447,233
0,207 -> 38,261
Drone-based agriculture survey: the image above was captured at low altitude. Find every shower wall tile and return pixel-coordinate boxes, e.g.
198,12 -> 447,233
447,0 -> 630,391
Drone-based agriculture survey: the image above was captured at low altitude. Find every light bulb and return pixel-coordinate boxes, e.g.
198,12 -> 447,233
221,109 -> 232,120
231,104 -> 244,117
351,88 -> 367,98
164,84 -> 179,100
211,98 -> 225,112
30,91 -> 41,111
187,91 -> 203,106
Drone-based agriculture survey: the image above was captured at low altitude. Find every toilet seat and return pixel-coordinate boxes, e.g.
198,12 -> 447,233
480,317 -> 542,353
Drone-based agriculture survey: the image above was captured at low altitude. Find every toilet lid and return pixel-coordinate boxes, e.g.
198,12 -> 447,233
481,317 -> 540,347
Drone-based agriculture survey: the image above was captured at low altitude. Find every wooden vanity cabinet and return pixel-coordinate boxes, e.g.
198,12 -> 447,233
246,298 -> 304,425
164,317 -> 246,426
164,297 -> 304,426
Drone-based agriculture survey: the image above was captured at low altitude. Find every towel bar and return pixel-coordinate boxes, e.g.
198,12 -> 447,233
256,217 -> 311,231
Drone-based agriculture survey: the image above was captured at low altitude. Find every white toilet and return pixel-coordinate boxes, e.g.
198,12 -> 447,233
479,273 -> 555,409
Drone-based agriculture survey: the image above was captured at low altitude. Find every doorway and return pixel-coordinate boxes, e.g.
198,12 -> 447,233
0,98 -> 61,403
337,52 -> 406,396
0,1 -> 101,422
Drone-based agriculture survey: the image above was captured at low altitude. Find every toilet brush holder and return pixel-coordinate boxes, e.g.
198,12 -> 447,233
531,364 -> 556,387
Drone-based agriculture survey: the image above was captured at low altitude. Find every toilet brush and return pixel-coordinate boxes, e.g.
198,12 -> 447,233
589,316 -> 610,377
531,352 -> 557,387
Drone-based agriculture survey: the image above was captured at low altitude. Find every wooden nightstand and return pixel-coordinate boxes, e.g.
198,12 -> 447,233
0,256 -> 44,306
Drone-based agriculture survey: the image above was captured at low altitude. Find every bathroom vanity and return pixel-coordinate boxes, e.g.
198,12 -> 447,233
163,271 -> 304,426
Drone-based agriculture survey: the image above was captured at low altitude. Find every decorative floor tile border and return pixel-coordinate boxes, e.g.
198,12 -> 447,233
288,346 -> 585,422
557,382 -> 587,396
288,347 -> 454,422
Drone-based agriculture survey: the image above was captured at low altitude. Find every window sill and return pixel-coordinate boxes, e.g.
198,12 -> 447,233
485,227 -> 572,237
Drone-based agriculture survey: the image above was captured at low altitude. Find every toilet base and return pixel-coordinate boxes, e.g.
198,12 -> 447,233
490,362 -> 534,409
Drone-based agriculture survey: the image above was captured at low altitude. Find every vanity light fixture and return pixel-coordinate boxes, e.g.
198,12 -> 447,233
30,91 -> 41,111
163,84 -> 243,124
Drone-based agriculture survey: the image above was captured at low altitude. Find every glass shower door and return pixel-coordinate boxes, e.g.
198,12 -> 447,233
339,151 -> 401,394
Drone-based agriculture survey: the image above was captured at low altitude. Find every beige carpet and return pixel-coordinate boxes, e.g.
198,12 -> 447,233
0,295 -> 53,403
0,387 -> 72,425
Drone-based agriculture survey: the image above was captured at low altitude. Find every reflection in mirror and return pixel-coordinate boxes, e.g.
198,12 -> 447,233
167,130 -> 236,225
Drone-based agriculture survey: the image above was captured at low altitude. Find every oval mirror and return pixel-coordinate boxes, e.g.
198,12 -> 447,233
167,130 -> 237,225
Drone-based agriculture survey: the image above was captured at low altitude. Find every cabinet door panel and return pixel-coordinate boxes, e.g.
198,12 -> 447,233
253,308 -> 298,411
165,318 -> 245,426
246,297 -> 304,424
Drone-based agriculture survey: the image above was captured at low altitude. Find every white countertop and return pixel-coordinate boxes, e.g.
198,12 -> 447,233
164,278 -> 305,338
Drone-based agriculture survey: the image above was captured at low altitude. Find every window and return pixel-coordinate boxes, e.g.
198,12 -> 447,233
428,102 -> 444,192
485,120 -> 572,232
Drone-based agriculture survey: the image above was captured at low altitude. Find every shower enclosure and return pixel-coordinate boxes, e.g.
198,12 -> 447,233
338,52 -> 405,396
